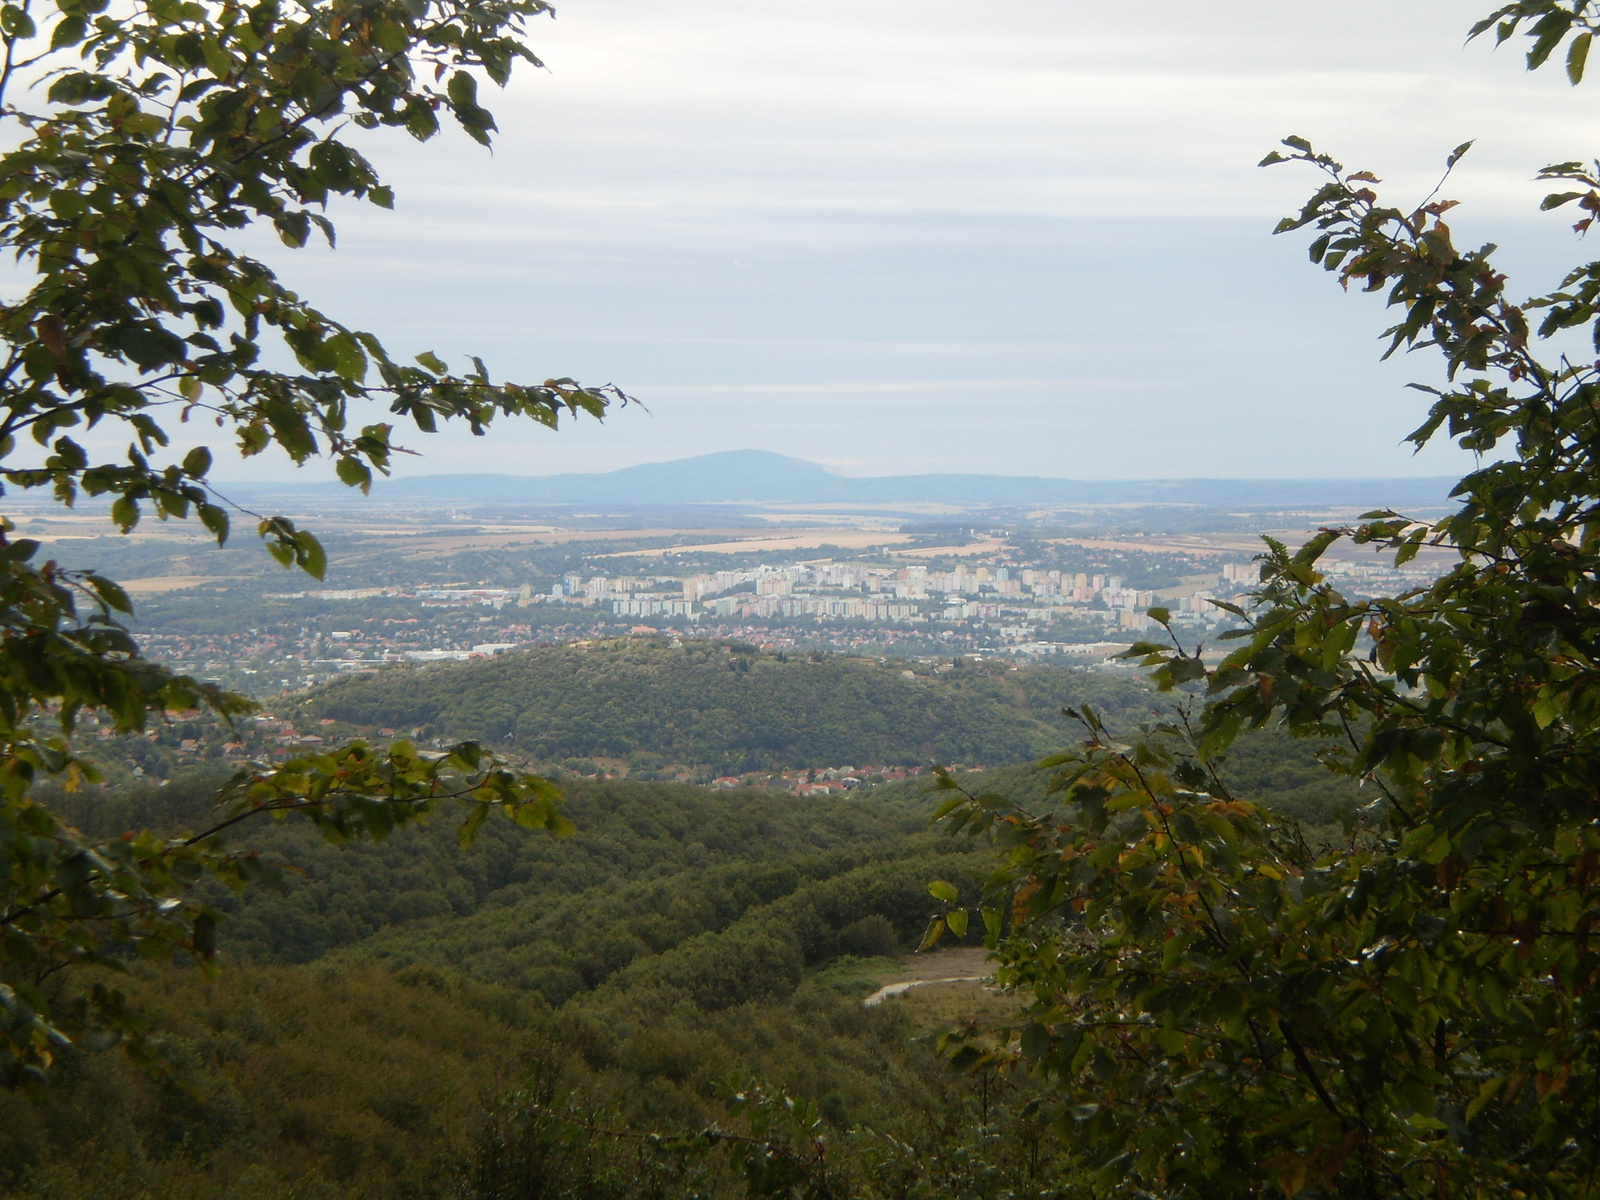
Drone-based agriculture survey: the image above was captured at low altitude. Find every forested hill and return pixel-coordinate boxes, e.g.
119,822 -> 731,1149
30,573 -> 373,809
303,640 -> 1152,774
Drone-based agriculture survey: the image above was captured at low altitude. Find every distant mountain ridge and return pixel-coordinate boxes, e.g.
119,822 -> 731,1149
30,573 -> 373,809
225,449 -> 1458,511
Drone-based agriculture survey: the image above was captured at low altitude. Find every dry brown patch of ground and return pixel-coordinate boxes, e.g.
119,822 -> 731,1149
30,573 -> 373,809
874,947 -> 1024,1026
900,946 -> 991,981
896,979 -> 1024,1026
890,539 -> 1006,560
119,575 -> 230,594
605,530 -> 916,558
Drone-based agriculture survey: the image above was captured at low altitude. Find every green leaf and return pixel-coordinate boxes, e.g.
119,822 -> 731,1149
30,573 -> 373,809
327,334 -> 367,383
1019,1023 -> 1051,1063
457,801 -> 489,848
945,908 -> 968,938
1569,31 -> 1592,83
1467,1075 -> 1504,1122
0,5 -> 37,38
1292,527 -> 1342,566
110,496 -> 139,532
46,71 -> 99,104
1542,190 -> 1587,210
447,70 -> 478,109
1533,687 -> 1563,729
929,880 -> 958,904
100,323 -> 186,371
198,503 -> 229,545
120,111 -> 165,137
293,531 -> 326,580
84,573 -> 132,614
50,15 -> 85,48
182,446 -> 212,478
335,456 -> 372,493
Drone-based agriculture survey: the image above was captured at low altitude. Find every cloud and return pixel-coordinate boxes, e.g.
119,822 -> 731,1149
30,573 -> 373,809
354,0 -> 1582,224
38,0 -> 1600,483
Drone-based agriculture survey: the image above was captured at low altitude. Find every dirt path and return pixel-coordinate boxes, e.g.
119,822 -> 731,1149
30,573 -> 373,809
861,947 -> 993,1007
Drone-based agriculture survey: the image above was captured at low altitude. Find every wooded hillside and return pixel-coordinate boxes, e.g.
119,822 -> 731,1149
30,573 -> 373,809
6,715 -> 1363,1197
303,640 -> 1150,774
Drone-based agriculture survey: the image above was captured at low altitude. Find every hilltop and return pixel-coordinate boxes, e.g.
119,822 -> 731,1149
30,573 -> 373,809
299,639 -> 1151,776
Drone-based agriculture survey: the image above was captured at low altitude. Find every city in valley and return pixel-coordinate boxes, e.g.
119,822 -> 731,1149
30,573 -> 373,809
15,502 -> 1448,696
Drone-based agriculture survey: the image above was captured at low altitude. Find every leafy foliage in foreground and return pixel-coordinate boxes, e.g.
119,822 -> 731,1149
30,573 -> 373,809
934,9 -> 1600,1196
304,639 -> 1152,773
2,735 -> 567,1085
0,0 -> 620,1083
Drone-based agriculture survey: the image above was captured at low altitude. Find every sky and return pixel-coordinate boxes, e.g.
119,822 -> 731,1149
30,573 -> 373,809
182,2 -> 1600,480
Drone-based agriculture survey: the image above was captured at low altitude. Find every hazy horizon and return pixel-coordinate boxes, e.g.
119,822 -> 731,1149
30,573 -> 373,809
213,447 -> 1464,486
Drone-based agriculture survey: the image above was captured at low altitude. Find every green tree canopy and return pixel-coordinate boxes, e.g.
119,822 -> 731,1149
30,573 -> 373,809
937,4 -> 1600,1196
0,0 -> 615,1084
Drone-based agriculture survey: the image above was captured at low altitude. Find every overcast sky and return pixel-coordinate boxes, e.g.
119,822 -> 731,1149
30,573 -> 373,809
228,0 -> 1594,481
